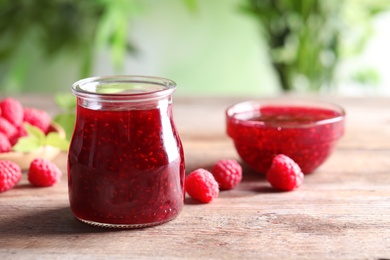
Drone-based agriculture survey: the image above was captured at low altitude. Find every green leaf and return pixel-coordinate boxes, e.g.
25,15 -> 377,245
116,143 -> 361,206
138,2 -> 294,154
53,113 -> 76,141
352,68 -> 381,86
12,136 -> 42,152
182,0 -> 199,13
12,123 -> 70,152
24,124 -> 46,144
46,132 -> 70,151
12,124 -> 46,152
54,93 -> 77,112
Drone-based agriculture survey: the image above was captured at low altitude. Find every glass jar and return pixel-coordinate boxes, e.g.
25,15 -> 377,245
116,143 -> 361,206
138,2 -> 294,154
68,76 -> 185,228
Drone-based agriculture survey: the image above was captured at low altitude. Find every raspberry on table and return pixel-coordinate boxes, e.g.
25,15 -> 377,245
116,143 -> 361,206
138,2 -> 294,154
23,108 -> 52,134
266,154 -> 304,191
0,98 -> 24,127
0,160 -> 22,193
185,168 -> 219,203
212,159 -> 242,190
0,132 -> 11,153
28,158 -> 62,187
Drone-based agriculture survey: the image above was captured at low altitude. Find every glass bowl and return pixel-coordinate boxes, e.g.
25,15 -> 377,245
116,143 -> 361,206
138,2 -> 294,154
226,98 -> 345,174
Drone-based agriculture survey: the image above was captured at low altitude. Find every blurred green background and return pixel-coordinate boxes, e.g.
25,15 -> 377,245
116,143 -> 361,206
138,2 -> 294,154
0,0 -> 389,96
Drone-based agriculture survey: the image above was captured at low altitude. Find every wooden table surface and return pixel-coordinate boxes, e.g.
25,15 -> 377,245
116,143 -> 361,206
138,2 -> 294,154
0,95 -> 390,260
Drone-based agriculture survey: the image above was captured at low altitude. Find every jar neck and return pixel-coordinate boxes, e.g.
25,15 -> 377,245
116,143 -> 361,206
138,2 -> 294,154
77,95 -> 172,111
72,76 -> 176,110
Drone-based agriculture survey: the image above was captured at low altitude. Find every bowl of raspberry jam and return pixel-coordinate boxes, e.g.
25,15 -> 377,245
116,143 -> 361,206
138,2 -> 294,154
68,76 -> 185,228
226,98 -> 345,174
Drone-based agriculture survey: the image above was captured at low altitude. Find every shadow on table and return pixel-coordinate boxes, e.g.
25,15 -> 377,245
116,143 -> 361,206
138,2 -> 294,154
0,206 -> 130,237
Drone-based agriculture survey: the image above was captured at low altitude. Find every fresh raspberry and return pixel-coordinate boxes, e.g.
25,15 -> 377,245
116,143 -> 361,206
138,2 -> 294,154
0,98 -> 24,127
23,108 -> 51,134
266,154 -> 304,191
0,160 -> 22,192
185,168 -> 219,203
211,159 -> 242,190
9,125 -> 28,146
28,158 -> 62,187
0,132 -> 11,153
0,117 -> 18,140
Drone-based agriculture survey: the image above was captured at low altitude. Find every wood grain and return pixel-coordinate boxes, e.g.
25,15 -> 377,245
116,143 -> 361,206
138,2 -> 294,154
0,95 -> 389,259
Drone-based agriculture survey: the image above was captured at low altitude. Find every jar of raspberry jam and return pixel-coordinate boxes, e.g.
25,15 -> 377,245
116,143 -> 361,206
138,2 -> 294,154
68,76 -> 185,228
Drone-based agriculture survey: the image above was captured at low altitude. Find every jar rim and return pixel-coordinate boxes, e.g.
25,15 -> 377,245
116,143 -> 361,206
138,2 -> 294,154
72,75 -> 176,102
226,98 -> 346,129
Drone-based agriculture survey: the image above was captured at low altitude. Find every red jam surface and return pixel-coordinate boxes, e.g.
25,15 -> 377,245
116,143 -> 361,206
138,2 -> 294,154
227,105 -> 344,174
68,104 -> 185,227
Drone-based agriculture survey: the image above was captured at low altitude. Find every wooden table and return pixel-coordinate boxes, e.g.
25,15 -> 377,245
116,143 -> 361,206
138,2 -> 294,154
1,95 -> 389,259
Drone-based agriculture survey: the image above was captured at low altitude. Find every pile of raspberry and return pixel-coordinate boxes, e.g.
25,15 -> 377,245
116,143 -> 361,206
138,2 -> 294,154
185,155 -> 304,203
0,97 -> 62,193
0,97 -> 52,152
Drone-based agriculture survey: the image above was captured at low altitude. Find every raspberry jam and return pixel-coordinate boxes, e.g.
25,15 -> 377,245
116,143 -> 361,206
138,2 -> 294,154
226,99 -> 345,174
68,76 -> 185,228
